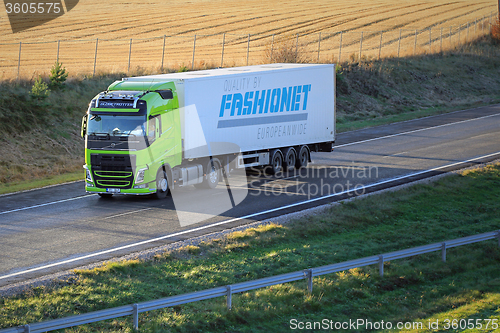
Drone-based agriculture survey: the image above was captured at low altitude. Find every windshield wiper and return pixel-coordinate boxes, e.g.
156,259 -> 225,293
89,132 -> 111,140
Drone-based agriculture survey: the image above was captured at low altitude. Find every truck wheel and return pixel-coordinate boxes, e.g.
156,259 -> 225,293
269,150 -> 283,175
283,147 -> 297,172
206,160 -> 220,189
195,159 -> 220,189
154,168 -> 170,199
296,146 -> 309,169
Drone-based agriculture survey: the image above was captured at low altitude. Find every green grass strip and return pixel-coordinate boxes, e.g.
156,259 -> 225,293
0,171 -> 82,195
0,165 -> 499,332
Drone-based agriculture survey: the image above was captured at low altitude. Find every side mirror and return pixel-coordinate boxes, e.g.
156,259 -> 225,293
81,115 -> 87,138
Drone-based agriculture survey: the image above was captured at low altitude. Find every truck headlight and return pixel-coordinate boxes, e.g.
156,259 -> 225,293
135,167 -> 148,184
84,165 -> 93,183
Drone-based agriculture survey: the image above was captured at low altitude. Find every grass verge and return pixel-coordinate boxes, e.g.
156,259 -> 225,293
335,101 -> 499,133
1,163 -> 499,332
0,171 -> 82,195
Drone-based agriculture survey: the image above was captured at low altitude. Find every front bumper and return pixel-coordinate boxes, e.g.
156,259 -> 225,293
86,186 -> 156,195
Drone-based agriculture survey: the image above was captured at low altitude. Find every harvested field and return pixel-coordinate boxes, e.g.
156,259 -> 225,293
0,0 -> 497,78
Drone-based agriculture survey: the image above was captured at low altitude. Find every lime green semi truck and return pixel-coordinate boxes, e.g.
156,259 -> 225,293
81,64 -> 335,198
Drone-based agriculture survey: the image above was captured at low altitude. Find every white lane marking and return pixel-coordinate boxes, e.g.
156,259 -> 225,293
383,151 -> 408,158
335,113 -> 500,148
2,151 -> 499,281
0,194 -> 97,215
102,208 -> 153,220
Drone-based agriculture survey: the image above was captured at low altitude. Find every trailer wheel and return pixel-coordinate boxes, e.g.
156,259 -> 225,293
296,146 -> 309,169
195,159 -> 220,189
154,168 -> 170,199
283,147 -> 297,172
269,149 -> 283,175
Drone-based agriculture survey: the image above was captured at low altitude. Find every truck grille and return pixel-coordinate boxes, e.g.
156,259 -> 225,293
91,154 -> 135,189
94,170 -> 133,178
96,179 -> 131,188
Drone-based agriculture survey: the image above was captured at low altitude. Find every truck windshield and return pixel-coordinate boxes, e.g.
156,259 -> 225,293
87,115 -> 146,137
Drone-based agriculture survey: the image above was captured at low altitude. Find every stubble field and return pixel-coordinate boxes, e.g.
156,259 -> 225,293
0,0 -> 497,78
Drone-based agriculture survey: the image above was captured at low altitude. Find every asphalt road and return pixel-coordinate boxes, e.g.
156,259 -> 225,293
1,104 -> 499,287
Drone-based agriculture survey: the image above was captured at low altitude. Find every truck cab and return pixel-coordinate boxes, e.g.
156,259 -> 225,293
81,81 -> 181,198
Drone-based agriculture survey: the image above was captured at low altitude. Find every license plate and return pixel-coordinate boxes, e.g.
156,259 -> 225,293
106,188 -> 121,193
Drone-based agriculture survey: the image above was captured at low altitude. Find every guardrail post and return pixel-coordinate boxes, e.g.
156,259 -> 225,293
305,269 -> 313,293
441,243 -> 447,262
378,255 -> 384,276
226,285 -> 232,310
496,230 -> 500,246
23,324 -> 30,333
133,304 -> 139,330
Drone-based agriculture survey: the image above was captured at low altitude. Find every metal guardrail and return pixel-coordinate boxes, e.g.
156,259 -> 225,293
1,230 -> 499,333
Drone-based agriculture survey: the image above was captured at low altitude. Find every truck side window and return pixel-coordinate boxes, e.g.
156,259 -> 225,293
148,116 -> 162,142
156,116 -> 162,137
148,117 -> 156,143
